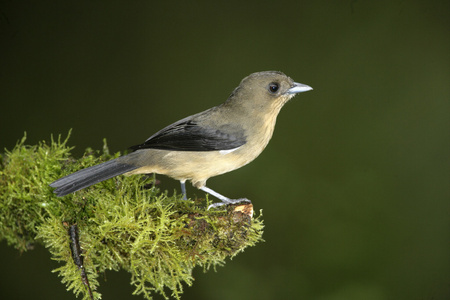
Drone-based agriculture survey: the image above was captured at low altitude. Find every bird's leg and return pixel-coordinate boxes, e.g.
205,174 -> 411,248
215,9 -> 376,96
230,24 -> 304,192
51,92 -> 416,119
199,186 -> 251,209
180,180 -> 187,200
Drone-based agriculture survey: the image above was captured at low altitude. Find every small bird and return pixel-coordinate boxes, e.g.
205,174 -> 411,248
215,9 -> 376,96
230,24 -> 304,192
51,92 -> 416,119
50,71 -> 312,208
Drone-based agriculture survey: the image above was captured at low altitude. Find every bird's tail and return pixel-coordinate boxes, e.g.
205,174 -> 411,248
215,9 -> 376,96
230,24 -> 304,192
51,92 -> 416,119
49,158 -> 139,196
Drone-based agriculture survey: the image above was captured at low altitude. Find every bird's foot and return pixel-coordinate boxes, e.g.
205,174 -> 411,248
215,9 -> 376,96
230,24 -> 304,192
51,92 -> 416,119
180,181 -> 188,200
208,198 -> 251,210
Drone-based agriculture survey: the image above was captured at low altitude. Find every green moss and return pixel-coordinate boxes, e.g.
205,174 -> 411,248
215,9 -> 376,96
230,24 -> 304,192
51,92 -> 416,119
0,132 -> 264,300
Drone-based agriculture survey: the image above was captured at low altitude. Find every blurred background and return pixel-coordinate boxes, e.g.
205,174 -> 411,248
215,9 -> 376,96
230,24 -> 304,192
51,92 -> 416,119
1,1 -> 449,299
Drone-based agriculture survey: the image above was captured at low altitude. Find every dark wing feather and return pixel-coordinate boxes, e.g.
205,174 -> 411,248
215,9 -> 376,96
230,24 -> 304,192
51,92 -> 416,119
130,118 -> 246,152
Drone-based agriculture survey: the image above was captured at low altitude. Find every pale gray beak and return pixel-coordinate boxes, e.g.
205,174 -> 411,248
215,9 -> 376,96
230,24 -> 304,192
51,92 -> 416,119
287,82 -> 313,94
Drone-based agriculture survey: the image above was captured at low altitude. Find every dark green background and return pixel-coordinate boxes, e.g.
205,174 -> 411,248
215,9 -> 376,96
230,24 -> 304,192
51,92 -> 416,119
1,1 -> 449,299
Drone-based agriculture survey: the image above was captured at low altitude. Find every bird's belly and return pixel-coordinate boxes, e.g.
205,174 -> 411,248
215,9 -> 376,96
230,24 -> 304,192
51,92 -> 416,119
126,147 -> 259,188
164,150 -> 252,183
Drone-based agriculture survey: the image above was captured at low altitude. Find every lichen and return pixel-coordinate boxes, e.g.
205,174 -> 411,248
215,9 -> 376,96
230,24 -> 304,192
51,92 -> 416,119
0,132 -> 264,300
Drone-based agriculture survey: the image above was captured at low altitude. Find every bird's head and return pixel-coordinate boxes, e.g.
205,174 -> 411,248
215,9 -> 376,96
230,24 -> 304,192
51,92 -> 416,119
227,71 -> 312,113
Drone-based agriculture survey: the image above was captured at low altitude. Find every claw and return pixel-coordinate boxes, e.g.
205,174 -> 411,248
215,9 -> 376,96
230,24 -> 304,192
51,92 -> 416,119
207,198 -> 251,210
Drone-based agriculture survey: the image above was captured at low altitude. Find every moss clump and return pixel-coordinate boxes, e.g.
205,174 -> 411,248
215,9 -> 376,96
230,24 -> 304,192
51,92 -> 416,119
0,132 -> 264,300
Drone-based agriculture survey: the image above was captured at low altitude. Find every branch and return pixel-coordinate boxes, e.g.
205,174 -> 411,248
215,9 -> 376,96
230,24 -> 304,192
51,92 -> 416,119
0,132 -> 264,300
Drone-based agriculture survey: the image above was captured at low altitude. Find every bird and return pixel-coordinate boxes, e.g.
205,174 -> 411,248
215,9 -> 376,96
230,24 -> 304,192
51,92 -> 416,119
49,71 -> 312,208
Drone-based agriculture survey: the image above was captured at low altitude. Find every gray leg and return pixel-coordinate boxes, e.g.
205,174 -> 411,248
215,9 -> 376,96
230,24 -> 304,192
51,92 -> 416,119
180,180 -> 187,200
200,186 -> 251,209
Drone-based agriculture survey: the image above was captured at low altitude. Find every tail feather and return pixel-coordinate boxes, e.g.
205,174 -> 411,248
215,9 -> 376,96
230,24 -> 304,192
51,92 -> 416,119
50,158 -> 139,196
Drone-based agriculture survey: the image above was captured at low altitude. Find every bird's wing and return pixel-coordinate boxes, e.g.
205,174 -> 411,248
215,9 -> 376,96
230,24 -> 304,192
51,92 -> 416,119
129,116 -> 246,152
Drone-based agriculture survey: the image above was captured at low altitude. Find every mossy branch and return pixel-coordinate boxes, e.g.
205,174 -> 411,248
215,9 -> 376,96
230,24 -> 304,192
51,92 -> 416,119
0,132 -> 264,300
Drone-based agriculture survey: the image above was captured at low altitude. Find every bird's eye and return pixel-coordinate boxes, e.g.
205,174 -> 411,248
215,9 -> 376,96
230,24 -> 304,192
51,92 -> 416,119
268,82 -> 279,93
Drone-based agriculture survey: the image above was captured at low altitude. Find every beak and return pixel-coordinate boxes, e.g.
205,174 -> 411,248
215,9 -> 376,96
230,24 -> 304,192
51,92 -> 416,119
287,82 -> 313,94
